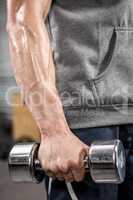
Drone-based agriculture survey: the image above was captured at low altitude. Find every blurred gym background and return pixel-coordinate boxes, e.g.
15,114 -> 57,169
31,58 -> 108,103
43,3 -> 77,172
0,1 -> 45,199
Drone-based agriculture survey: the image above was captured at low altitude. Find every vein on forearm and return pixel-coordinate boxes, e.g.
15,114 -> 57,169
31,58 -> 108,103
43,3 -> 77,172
9,23 -> 52,87
8,17 -> 60,122
7,0 -> 70,135
8,22 -> 70,135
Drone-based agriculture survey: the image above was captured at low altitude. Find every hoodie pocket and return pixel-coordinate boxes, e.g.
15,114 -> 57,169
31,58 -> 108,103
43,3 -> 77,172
92,26 -> 133,109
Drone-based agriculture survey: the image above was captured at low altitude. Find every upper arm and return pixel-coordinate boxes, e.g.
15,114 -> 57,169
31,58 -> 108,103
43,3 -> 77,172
7,0 -> 52,28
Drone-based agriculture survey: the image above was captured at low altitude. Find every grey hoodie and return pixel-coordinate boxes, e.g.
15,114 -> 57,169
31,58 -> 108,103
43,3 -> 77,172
46,0 -> 133,128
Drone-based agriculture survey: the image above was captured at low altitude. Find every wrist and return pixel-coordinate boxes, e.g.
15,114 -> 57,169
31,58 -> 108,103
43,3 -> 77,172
37,118 -> 71,138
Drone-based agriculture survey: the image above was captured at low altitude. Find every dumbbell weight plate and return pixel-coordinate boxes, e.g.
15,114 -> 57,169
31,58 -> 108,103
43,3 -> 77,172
89,140 -> 126,184
8,142 -> 44,183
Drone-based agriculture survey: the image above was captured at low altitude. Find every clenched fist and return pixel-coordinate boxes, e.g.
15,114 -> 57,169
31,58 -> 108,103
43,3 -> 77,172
38,131 -> 89,182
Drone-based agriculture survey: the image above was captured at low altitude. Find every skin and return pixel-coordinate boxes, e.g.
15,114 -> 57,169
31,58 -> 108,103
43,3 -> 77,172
7,0 -> 89,182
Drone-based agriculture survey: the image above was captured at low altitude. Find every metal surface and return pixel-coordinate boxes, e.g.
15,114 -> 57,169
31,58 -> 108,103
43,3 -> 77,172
89,140 -> 126,184
8,140 -> 126,184
8,143 -> 44,183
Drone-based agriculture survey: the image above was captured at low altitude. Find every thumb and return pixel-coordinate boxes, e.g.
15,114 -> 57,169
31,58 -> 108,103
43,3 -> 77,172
84,144 -> 90,155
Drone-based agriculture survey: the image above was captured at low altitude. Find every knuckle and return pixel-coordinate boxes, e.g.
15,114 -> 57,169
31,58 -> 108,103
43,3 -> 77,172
63,160 -> 72,170
72,168 -> 85,182
76,176 -> 83,182
56,159 -> 72,173
74,173 -> 84,182
60,163 -> 69,173
72,158 -> 80,168
80,172 -> 85,181
50,163 -> 59,173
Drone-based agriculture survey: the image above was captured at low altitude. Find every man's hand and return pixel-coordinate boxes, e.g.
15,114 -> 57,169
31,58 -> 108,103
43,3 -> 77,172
38,131 -> 89,182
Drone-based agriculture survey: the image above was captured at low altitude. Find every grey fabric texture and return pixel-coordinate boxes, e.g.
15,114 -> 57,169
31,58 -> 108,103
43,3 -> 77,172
47,0 -> 133,128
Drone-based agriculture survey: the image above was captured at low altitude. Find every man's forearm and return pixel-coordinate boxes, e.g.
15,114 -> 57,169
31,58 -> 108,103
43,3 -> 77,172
7,0 -> 70,136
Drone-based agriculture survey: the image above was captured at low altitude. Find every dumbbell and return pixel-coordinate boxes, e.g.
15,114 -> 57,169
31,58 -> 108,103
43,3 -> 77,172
8,140 -> 126,184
